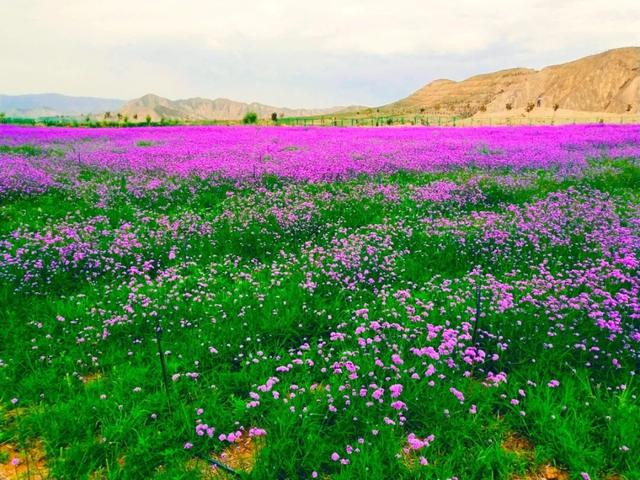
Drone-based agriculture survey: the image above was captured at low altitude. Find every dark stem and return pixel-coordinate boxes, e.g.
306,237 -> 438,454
155,319 -> 171,406
472,281 -> 481,346
195,454 -> 241,477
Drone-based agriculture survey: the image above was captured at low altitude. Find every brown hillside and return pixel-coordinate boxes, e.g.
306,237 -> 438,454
119,94 -> 360,121
382,47 -> 640,116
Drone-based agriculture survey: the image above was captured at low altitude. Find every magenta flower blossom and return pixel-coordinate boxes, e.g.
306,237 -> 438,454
389,384 -> 403,398
449,387 -> 465,403
391,354 -> 404,365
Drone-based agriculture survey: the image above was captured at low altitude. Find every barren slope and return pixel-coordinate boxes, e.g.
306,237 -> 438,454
381,47 -> 640,116
119,94 -> 355,121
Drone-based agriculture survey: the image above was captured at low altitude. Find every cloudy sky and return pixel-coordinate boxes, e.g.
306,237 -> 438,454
1,0 -> 639,107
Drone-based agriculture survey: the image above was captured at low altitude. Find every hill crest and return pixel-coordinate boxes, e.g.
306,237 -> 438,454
381,47 -> 640,116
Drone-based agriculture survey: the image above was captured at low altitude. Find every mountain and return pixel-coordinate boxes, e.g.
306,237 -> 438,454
0,93 -> 126,118
378,47 -> 640,116
118,94 -> 358,121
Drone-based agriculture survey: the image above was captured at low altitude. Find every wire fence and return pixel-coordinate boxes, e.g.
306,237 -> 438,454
277,114 -> 640,127
2,114 -> 640,128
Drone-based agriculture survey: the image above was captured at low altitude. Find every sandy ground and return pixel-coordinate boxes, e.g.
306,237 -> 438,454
469,108 -> 640,126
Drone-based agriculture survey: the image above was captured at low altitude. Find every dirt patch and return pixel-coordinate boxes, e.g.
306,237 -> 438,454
81,372 -> 103,385
0,408 -> 26,423
502,432 -> 535,458
213,433 -> 264,473
0,441 -> 48,480
187,433 -> 265,479
512,464 -> 569,480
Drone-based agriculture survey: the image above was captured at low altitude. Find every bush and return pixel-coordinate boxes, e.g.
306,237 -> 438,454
243,112 -> 258,124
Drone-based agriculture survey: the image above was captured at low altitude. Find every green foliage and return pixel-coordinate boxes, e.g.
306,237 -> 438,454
0,143 -> 43,156
242,111 -> 258,124
0,159 -> 638,479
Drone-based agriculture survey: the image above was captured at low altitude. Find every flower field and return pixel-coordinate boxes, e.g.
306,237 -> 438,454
0,124 -> 639,479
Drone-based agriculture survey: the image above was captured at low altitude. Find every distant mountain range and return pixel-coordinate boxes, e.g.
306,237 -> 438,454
2,47 -> 639,121
0,92 -> 359,121
117,94 -> 359,121
0,93 -> 126,118
378,47 -> 640,115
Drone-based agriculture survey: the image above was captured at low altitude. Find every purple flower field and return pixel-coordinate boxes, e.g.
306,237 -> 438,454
0,124 -> 639,479
2,124 -> 640,186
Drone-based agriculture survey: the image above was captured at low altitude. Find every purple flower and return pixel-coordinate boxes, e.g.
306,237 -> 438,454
389,384 -> 403,398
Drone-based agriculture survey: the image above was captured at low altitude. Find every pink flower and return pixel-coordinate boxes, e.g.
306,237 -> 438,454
391,354 -> 404,365
389,384 -> 403,398
449,387 -> 465,403
548,380 -> 560,388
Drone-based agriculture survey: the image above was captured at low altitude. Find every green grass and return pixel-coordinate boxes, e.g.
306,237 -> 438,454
0,159 -> 638,479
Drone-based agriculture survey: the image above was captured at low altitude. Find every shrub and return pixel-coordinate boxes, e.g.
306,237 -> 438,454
525,102 -> 535,113
553,103 -> 560,111
243,112 -> 258,124
505,103 -> 512,111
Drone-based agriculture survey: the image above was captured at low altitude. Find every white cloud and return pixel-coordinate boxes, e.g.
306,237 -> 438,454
0,0 -> 638,106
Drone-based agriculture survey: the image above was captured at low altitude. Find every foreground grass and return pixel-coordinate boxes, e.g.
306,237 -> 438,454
0,154 -> 639,479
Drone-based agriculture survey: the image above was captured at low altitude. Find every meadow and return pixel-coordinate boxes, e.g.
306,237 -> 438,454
0,124 -> 639,479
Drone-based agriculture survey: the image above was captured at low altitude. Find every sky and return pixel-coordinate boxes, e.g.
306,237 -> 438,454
1,0 -> 639,108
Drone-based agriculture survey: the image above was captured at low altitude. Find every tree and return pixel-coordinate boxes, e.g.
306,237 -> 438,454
627,104 -> 633,112
145,115 -> 152,125
553,103 -> 560,111
242,112 -> 258,124
104,111 -> 111,120
505,103 -> 513,111
271,112 -> 278,123
525,102 -> 535,113
0,112 -> 6,121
